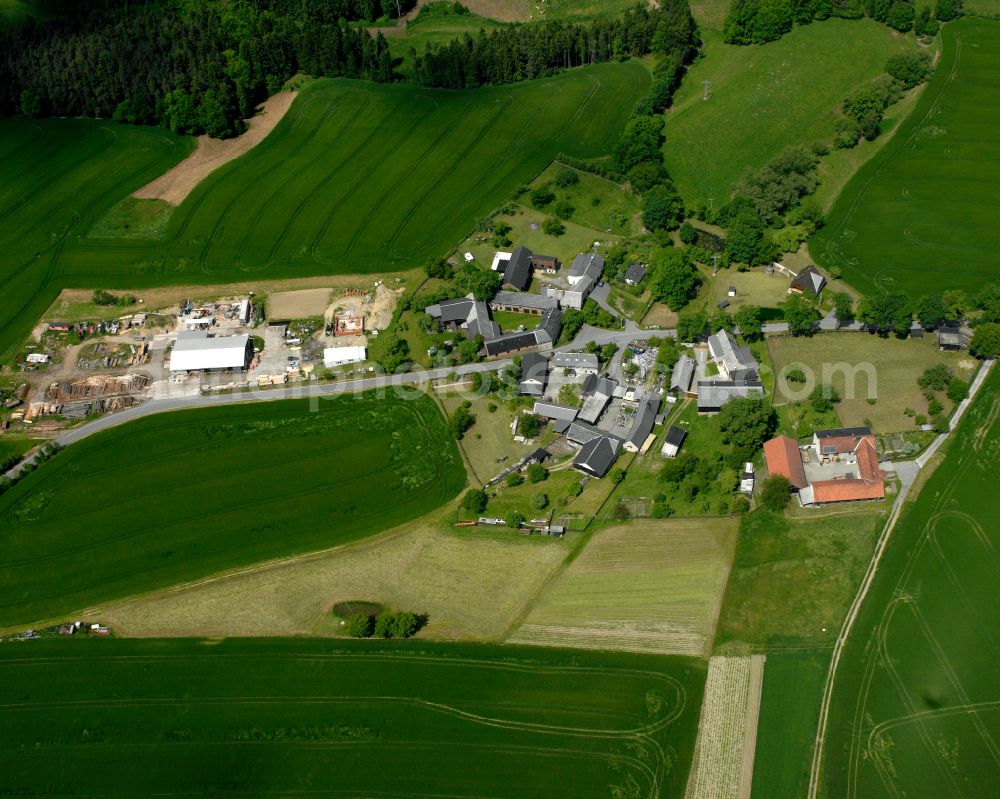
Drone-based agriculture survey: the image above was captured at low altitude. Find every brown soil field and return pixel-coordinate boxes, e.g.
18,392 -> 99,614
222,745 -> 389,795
268,288 -> 333,319
132,91 -> 298,206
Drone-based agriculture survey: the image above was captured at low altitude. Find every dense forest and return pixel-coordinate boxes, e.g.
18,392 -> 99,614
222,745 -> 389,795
0,0 -> 403,137
723,0 -> 960,45
411,1 -> 697,90
0,0 -> 697,138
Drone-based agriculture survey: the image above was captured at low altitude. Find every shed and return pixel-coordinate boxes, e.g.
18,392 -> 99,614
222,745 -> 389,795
661,425 -> 687,458
624,264 -> 647,285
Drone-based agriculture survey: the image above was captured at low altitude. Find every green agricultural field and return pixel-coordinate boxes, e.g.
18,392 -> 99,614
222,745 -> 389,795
0,638 -> 705,799
812,18 -> 1000,296
751,652 -> 829,799
662,20 -> 918,207
766,332 -> 976,433
0,436 -> 38,467
0,393 -> 464,628
0,118 -> 192,361
715,509 -> 884,653
819,364 -> 1000,798
509,518 -> 738,656
0,62 -> 648,358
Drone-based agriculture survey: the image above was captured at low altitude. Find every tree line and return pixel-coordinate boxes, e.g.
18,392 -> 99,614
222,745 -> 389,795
2,0 -> 698,137
723,0 -> 961,46
410,1 -> 697,89
1,0 -> 395,137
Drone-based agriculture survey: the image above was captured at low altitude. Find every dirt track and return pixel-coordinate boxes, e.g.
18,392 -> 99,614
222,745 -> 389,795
132,91 -> 297,206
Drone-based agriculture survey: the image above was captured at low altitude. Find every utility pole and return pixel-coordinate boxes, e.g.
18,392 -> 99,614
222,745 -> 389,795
712,255 -> 719,276
702,80 -> 711,101
707,197 -> 713,212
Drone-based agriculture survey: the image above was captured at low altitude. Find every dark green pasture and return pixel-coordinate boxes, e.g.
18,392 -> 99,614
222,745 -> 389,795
0,638 -> 705,798
0,393 -> 464,627
812,18 -> 1000,296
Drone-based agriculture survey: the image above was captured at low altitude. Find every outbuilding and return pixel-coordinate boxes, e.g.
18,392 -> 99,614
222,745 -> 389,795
170,331 -> 252,372
324,345 -> 367,367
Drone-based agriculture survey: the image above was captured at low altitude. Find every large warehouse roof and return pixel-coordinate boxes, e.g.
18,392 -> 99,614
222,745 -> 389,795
170,331 -> 251,372
324,346 -> 367,367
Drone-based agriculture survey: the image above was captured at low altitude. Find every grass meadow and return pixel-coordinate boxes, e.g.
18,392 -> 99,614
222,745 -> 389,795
0,638 -> 705,799
662,20 -> 917,207
751,652 -> 830,799
93,518 -> 573,640
766,332 -> 976,433
812,18 -> 1000,295
0,393 -> 464,628
0,62 -> 647,359
509,518 -> 738,657
820,364 -> 1000,798
715,509 -> 884,654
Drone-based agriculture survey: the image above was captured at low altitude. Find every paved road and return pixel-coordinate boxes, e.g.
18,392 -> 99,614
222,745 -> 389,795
4,358 -> 515,478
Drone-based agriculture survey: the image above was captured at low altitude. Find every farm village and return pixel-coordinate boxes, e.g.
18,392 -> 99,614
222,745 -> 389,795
0,1 -> 998,798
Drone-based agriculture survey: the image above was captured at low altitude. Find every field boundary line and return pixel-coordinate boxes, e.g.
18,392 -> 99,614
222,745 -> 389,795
806,358 -> 994,798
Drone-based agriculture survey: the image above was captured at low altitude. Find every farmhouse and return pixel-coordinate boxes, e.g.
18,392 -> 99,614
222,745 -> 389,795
707,330 -> 759,381
661,425 -> 687,457
425,295 -> 500,339
323,345 -> 366,367
567,252 -> 604,286
765,427 -> 886,505
490,291 -> 558,315
789,265 -> 826,296
763,435 -> 808,490
670,354 -> 696,394
544,281 -> 593,310
696,380 -> 764,413
623,395 -> 659,453
482,307 -> 562,358
519,352 -> 549,396
573,435 -> 620,478
577,374 -> 616,424
169,331 -> 252,372
624,264 -> 646,286
552,351 -> 599,375
492,245 -> 558,291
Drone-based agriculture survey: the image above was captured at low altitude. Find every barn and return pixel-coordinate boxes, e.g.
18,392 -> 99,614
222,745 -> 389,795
169,331 -> 252,372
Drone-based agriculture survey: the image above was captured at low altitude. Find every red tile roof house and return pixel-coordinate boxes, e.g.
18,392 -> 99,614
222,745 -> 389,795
763,435 -> 808,490
763,427 -> 886,506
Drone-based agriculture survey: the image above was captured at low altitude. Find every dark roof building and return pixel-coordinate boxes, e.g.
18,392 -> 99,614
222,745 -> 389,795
502,246 -> 535,291
532,401 -> 580,423
937,326 -> 965,351
491,291 -> 559,315
426,295 -> 500,340
670,354 -> 696,394
624,395 -> 659,452
483,330 -> 538,358
790,265 -> 827,296
519,352 -> 549,396
573,435 -> 619,478
567,252 -> 604,287
707,330 -> 759,381
624,264 -> 647,285
697,380 -> 765,413
661,425 -> 687,457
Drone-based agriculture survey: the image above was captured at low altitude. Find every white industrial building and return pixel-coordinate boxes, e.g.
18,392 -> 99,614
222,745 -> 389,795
170,331 -> 252,372
324,345 -> 367,367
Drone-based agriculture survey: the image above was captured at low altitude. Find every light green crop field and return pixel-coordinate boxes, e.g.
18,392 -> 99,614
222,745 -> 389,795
715,509 -> 884,653
0,638 -> 705,799
0,63 -> 648,358
509,518 -> 738,657
820,364 -> 1000,798
751,652 -> 829,799
0,393 -> 465,628
662,20 -> 918,207
812,18 -> 1000,296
